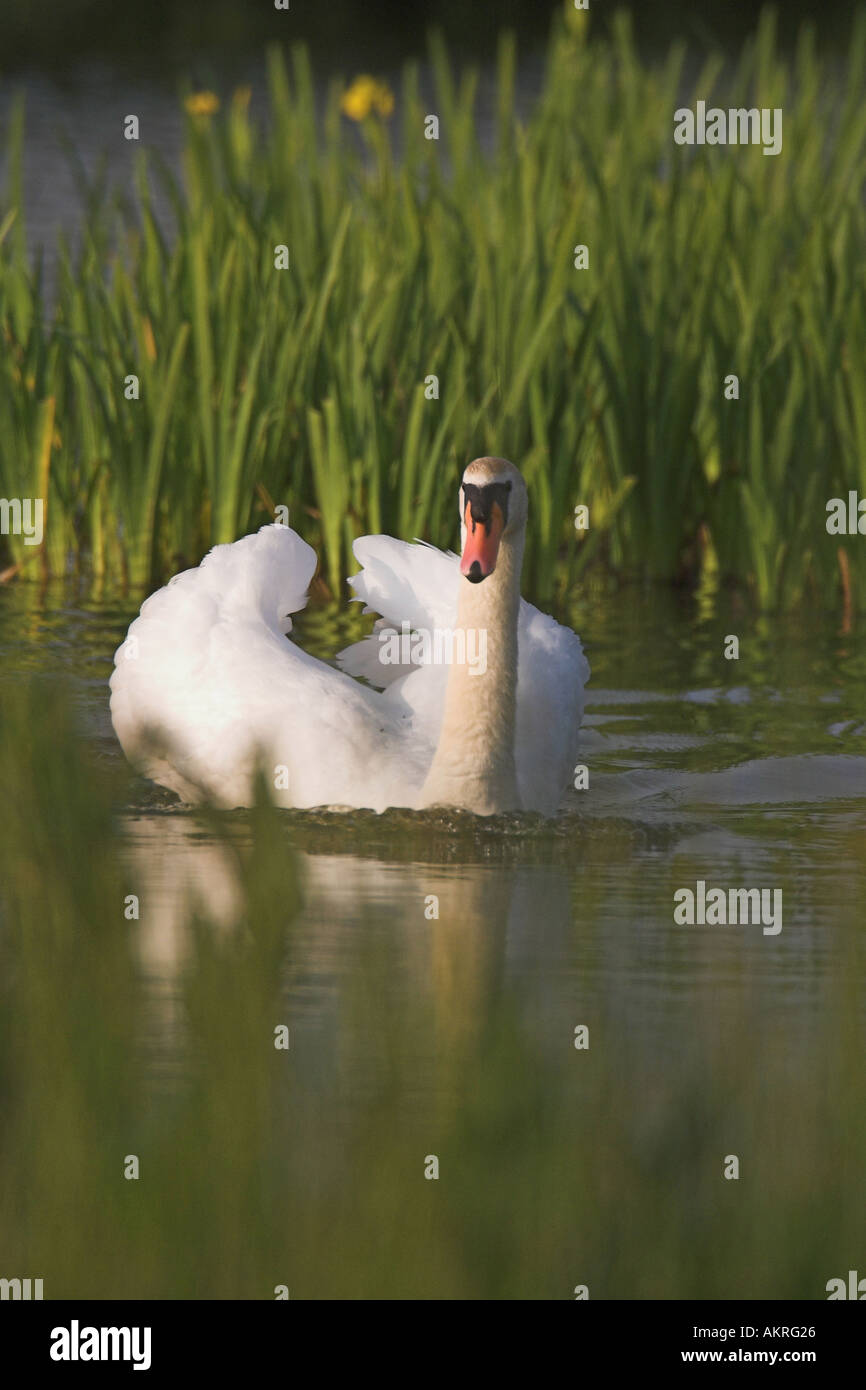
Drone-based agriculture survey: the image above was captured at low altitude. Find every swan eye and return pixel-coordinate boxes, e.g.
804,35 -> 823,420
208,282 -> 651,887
462,481 -> 511,533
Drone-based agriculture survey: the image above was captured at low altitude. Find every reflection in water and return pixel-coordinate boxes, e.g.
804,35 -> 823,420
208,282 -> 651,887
118,785 -> 864,1110
122,814 -> 575,1079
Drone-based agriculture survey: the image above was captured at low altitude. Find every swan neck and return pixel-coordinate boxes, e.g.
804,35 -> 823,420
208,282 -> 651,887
420,532 -> 523,814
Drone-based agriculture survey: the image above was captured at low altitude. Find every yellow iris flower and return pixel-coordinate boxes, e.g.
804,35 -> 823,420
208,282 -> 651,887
340,75 -> 395,121
184,91 -> 220,118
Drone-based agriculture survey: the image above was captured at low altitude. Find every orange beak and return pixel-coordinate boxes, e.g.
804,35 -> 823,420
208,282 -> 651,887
461,500 -> 505,583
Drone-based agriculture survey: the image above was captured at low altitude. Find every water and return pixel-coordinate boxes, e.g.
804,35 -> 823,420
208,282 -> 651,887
1,577 -> 864,1297
2,578 -> 863,1051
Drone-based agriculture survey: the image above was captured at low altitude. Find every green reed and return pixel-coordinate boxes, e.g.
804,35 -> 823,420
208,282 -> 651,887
1,5 -> 864,608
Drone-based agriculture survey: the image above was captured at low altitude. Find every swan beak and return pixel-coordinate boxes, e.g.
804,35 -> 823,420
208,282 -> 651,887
460,501 -> 504,583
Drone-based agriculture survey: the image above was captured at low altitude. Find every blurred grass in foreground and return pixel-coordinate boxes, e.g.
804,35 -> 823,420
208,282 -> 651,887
0,6 -> 864,609
0,679 -> 864,1298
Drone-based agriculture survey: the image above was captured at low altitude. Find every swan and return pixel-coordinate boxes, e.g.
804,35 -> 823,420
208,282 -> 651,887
110,456 -> 589,815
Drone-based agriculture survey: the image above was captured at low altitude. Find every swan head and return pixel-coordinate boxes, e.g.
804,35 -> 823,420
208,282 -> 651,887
459,457 -> 527,584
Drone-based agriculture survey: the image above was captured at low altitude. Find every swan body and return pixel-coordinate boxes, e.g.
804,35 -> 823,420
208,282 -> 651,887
110,458 -> 589,815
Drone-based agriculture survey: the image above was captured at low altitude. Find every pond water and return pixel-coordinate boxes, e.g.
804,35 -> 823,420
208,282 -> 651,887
2,578 -> 863,1069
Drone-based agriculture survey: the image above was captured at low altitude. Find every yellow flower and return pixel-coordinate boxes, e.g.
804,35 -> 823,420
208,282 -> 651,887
185,91 -> 220,118
340,75 -> 394,121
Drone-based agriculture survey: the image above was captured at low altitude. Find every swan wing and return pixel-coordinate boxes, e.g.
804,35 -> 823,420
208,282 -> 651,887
110,525 -> 430,809
337,536 -> 460,687
515,604 -> 590,814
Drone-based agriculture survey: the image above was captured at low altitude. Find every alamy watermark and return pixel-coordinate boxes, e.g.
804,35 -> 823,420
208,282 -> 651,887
826,491 -> 865,535
1,1276 -> 43,1299
826,1269 -> 866,1299
0,497 -> 43,546
378,621 -> 487,676
674,879 -> 783,935
50,1321 -> 151,1371
674,102 -> 782,156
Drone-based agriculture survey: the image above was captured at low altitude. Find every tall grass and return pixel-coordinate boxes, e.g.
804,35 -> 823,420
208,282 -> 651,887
1,5 -> 865,607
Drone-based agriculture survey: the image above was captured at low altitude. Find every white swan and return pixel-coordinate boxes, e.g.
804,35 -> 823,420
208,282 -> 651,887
110,457 -> 589,815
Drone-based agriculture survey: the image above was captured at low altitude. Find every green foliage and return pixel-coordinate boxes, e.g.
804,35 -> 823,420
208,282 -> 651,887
1,9 -> 864,608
